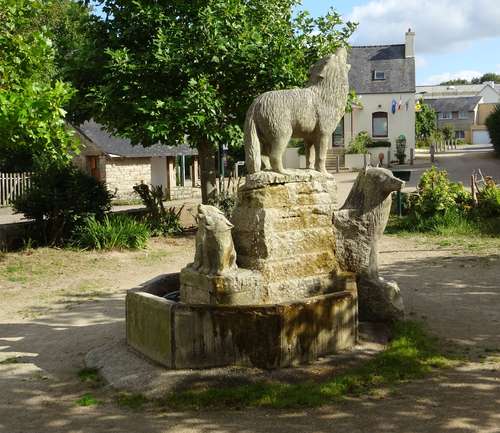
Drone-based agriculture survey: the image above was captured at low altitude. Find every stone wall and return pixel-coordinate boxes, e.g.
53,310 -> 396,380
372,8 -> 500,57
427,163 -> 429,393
105,157 -> 151,199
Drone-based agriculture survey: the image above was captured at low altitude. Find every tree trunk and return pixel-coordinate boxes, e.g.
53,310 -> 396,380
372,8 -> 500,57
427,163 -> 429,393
198,140 -> 218,204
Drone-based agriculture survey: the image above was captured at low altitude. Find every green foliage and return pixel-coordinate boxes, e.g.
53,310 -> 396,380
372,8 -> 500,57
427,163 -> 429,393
415,101 -> 437,140
441,73 -> 500,85
13,165 -> 113,245
208,190 -> 238,219
395,135 -> 407,164
0,0 -> 79,169
477,179 -> 500,217
161,321 -> 453,409
76,393 -> 101,407
79,0 -> 356,200
441,124 -> 455,141
389,168 -> 500,236
133,184 -> 184,235
116,393 -> 148,410
367,139 -> 391,148
74,215 -> 150,250
410,167 -> 472,218
486,105 -> 500,156
346,131 -> 370,154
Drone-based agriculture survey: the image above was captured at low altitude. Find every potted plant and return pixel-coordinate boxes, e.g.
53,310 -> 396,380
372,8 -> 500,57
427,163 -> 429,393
345,131 -> 370,169
396,134 -> 407,164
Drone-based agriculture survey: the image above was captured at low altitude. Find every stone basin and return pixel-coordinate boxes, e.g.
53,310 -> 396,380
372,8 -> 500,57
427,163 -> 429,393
126,273 -> 358,369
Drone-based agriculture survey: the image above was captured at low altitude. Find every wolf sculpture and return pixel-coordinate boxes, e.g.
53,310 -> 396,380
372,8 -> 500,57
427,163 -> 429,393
244,47 -> 350,175
334,167 -> 405,322
192,204 -> 237,276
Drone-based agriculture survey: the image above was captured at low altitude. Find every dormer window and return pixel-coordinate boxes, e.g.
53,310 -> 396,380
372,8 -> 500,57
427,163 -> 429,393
373,71 -> 385,81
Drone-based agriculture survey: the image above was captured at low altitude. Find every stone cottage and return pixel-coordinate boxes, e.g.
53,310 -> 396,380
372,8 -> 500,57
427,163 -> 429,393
73,120 -> 200,200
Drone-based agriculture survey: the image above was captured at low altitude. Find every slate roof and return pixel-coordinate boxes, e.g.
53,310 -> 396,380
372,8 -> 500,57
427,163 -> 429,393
348,45 -> 415,94
423,96 -> 483,113
75,120 -> 197,157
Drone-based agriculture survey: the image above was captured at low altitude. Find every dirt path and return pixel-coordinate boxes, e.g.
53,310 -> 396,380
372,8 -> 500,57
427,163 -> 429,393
1,234 -> 500,433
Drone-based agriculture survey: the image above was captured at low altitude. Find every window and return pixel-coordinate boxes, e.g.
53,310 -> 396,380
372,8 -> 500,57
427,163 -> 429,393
332,117 -> 344,146
458,111 -> 468,119
455,130 -> 465,139
372,112 -> 388,137
373,71 -> 385,80
438,112 -> 452,120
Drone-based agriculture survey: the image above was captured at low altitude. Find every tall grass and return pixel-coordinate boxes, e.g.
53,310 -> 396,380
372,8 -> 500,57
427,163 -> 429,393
74,215 -> 150,250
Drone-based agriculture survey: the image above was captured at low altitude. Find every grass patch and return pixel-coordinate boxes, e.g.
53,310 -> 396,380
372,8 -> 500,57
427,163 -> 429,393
161,321 -> 455,410
116,393 -> 148,410
76,393 -> 101,407
78,367 -> 103,387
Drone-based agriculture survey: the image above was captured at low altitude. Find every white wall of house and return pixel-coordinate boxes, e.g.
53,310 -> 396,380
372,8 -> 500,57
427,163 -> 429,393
344,92 -> 416,154
151,156 -> 168,192
105,157 -> 151,199
283,148 -> 306,169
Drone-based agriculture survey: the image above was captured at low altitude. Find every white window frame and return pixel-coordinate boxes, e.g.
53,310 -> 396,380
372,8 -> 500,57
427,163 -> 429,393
458,111 -> 468,119
455,130 -> 465,139
373,71 -> 385,81
438,112 -> 453,120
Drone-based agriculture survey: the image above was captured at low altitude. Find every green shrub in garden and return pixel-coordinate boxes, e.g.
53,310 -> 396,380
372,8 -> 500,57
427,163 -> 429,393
74,215 -> 150,250
476,179 -> 500,217
13,165 -> 113,245
409,167 -> 472,218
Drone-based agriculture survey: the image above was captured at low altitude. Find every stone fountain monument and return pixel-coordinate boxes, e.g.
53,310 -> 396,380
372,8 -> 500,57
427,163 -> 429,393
126,47 -> 360,369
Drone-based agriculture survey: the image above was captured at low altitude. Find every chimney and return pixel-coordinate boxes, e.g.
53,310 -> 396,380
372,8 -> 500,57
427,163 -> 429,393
405,28 -> 415,58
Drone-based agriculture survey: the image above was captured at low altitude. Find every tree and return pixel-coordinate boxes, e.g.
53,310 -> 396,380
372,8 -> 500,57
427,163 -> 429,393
0,0 -> 79,170
486,105 -> 500,157
440,79 -> 470,85
477,73 -> 500,84
84,0 -> 356,202
415,100 -> 437,142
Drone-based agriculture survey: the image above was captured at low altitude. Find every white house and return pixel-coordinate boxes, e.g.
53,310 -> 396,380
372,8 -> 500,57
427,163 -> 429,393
336,30 -> 416,160
417,82 -> 500,104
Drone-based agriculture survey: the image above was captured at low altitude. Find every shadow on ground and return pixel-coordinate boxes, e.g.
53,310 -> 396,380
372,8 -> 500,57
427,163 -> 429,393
1,249 -> 500,432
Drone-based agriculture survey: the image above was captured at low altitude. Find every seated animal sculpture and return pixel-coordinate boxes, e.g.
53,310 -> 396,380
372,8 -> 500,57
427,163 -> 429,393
244,47 -> 350,175
192,204 -> 237,276
333,167 -> 405,322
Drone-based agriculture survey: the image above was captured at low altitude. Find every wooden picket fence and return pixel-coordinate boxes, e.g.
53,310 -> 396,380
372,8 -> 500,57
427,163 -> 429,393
0,172 -> 33,206
433,139 -> 458,153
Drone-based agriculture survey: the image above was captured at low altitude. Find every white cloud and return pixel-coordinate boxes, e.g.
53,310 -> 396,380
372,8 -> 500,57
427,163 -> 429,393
425,70 -> 483,85
349,0 -> 500,54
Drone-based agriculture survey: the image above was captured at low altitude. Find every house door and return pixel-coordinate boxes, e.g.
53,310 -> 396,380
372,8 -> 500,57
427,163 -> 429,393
87,156 -> 101,180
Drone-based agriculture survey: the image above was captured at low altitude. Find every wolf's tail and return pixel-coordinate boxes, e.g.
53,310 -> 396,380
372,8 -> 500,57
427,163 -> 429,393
244,102 -> 261,174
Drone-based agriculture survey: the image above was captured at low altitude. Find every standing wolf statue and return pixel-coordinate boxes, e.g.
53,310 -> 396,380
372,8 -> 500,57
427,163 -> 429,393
244,47 -> 350,175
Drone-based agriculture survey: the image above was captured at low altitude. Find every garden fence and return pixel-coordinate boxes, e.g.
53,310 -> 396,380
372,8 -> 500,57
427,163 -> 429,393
0,172 -> 32,206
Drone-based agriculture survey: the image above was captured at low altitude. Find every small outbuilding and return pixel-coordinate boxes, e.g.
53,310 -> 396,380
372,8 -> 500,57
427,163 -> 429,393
73,120 -> 200,201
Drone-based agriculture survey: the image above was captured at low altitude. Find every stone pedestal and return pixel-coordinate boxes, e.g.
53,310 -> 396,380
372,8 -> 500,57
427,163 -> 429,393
231,170 -> 338,304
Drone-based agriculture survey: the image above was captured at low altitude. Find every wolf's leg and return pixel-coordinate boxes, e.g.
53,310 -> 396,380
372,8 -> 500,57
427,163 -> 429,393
315,134 -> 331,175
261,155 -> 271,170
305,140 -> 315,169
270,135 -> 290,174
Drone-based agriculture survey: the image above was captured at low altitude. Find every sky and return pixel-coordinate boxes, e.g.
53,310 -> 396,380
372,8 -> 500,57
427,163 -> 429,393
299,0 -> 500,85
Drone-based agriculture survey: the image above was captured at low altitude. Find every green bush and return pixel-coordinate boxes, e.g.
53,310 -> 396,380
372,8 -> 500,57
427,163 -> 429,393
477,179 -> 500,217
208,190 -> 238,219
13,165 -> 113,245
133,184 -> 184,235
408,167 -> 472,218
74,215 -> 150,250
367,140 -> 391,148
346,131 -> 370,154
441,124 -> 455,141
486,104 -> 500,156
